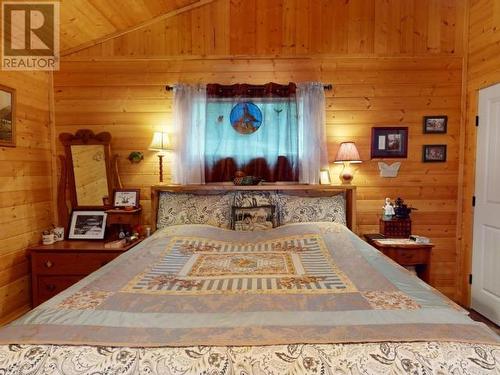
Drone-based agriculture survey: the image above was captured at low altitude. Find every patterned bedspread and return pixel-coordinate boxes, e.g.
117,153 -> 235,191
0,223 -> 497,374
0,341 -> 498,374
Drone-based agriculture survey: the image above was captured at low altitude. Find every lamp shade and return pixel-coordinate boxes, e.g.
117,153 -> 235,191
149,132 -> 171,151
334,142 -> 362,163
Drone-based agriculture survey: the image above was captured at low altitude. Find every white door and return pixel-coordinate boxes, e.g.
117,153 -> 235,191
472,83 -> 500,325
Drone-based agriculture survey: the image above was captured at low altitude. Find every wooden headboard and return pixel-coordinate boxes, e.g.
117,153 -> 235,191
150,184 -> 357,232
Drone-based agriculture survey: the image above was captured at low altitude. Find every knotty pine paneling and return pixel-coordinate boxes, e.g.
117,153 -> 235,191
0,71 -> 53,324
458,0 -> 500,306
59,0 -> 201,52
66,0 -> 465,58
54,56 -> 464,300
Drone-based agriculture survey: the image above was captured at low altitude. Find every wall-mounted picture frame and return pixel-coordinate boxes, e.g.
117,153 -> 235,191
423,145 -> 447,162
68,210 -> 107,240
371,127 -> 408,159
423,116 -> 447,134
0,84 -> 16,147
113,189 -> 140,208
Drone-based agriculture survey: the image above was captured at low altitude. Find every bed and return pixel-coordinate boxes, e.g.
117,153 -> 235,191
0,185 -> 497,374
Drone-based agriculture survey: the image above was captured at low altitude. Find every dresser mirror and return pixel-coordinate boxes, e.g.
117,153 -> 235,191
71,144 -> 109,206
58,129 -> 121,225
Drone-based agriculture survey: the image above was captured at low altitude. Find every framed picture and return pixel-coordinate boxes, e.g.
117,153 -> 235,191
423,116 -> 447,134
319,169 -> 331,185
113,189 -> 140,208
423,145 -> 447,162
371,127 -> 408,159
0,85 -> 16,147
232,205 -> 276,231
68,211 -> 107,240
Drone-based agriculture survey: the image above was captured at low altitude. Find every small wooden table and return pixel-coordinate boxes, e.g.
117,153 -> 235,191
364,233 -> 433,283
29,239 -> 142,307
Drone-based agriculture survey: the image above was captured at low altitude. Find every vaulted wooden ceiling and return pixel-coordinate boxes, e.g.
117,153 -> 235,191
59,0 -> 204,53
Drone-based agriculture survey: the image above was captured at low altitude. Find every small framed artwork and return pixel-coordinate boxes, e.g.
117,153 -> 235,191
423,145 -> 447,162
68,211 -> 107,240
371,127 -> 408,159
0,85 -> 16,147
113,189 -> 140,208
319,169 -> 331,185
423,116 -> 447,134
232,205 -> 276,231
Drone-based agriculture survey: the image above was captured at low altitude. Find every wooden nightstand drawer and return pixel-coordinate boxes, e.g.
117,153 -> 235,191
37,276 -> 84,302
32,252 -> 120,275
384,248 -> 429,265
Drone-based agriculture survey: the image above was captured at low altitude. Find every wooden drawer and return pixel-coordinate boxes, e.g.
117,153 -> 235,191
107,213 -> 140,226
37,276 -> 84,303
382,248 -> 429,265
32,252 -> 120,275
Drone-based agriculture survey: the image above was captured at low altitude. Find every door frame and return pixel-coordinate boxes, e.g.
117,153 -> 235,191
459,82 -> 500,308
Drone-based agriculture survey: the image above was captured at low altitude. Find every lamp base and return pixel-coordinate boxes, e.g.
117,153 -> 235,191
339,173 -> 353,184
157,154 -> 164,183
339,162 -> 354,184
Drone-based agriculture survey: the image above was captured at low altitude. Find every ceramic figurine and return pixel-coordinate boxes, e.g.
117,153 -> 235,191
383,197 -> 395,221
394,197 -> 416,219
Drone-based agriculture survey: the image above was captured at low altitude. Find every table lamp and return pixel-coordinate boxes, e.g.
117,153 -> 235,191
149,132 -> 172,183
334,141 -> 362,184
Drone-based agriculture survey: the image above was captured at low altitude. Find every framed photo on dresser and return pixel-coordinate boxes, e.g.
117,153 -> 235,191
113,189 -> 140,208
68,211 -> 107,240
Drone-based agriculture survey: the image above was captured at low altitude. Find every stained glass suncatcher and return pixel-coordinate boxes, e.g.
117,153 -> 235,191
230,102 -> 262,134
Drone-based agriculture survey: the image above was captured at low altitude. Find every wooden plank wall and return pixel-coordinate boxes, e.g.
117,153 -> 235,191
55,0 -> 466,300
458,0 -> 500,305
0,71 -> 53,323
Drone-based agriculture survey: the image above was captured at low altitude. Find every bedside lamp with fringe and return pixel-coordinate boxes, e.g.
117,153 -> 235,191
149,132 -> 172,183
334,141 -> 362,184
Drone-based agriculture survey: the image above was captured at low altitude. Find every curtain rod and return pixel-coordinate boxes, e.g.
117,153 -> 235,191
165,84 -> 333,91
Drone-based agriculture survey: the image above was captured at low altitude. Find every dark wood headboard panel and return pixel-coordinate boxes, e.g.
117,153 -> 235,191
150,184 -> 357,232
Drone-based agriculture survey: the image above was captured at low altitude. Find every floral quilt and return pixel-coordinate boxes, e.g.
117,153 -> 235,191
0,223 -> 497,374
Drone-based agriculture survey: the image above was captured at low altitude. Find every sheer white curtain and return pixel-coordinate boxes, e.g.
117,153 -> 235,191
296,82 -> 328,184
172,84 -> 207,184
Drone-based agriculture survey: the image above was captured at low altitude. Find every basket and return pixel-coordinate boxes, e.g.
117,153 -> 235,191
379,218 -> 411,238
233,176 -> 263,185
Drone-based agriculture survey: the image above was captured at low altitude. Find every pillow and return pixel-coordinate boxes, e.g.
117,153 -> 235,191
232,205 -> 276,231
233,191 -> 280,227
277,193 -> 347,225
157,192 -> 234,229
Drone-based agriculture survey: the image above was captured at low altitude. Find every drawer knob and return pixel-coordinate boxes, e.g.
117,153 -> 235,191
44,260 -> 54,268
46,284 -> 56,292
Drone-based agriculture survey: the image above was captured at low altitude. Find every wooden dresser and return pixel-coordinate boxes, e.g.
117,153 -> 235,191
29,240 -> 141,307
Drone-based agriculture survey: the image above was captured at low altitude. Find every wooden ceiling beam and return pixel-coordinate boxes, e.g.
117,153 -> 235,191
60,0 -> 216,57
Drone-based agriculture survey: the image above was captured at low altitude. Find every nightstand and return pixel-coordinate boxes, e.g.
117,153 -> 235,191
29,239 -> 142,307
364,233 -> 433,283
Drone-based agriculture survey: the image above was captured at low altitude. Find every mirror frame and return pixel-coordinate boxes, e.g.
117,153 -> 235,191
59,129 -> 113,210
0,84 -> 16,147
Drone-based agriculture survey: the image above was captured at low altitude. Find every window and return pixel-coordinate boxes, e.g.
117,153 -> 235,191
204,83 -> 298,182
172,82 -> 327,185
